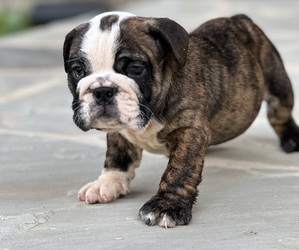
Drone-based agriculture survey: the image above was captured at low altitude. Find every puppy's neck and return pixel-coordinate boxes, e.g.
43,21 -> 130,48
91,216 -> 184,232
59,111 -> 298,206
120,119 -> 168,155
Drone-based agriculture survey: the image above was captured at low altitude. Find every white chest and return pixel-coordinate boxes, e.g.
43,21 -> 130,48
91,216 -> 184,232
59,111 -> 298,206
120,119 -> 168,155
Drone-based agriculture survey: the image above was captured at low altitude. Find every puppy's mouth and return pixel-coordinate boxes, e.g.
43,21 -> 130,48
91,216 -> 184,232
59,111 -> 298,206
72,96 -> 151,132
72,103 -> 120,132
75,107 -> 152,133
71,73 -> 152,132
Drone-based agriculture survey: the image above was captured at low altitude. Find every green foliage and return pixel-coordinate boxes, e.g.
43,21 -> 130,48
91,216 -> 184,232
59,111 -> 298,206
0,10 -> 31,35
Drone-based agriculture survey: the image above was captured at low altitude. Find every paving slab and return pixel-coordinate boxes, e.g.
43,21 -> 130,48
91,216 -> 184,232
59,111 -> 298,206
0,1 -> 299,249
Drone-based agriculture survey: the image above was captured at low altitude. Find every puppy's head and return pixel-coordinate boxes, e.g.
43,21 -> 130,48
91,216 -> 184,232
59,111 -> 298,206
63,11 -> 188,132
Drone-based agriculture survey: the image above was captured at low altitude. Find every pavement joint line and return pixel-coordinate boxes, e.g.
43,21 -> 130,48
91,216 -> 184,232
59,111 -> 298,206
0,128 -> 106,148
0,127 -> 158,157
247,170 -> 299,178
0,42 -> 63,50
0,67 -> 63,76
2,126 -> 297,173
0,75 -> 64,105
207,158 -> 299,172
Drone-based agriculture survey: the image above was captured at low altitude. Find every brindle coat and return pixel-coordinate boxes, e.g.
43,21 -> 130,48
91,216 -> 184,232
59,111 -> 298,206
64,14 -> 299,227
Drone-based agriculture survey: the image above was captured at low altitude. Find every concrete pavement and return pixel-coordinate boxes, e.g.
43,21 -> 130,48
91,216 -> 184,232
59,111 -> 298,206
0,0 -> 298,249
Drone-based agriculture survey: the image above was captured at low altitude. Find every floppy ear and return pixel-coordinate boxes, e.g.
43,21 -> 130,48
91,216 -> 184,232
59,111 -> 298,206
63,29 -> 77,71
149,18 -> 189,67
63,23 -> 89,71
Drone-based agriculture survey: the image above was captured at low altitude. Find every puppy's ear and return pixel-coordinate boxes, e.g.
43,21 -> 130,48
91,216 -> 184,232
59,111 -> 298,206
149,18 -> 189,67
63,28 -> 77,65
63,23 -> 89,71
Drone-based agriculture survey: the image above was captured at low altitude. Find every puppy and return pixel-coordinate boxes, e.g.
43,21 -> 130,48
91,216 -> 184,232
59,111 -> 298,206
63,11 -> 299,227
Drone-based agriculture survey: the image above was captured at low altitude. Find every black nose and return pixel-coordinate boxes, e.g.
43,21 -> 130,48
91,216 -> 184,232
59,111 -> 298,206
93,87 -> 117,105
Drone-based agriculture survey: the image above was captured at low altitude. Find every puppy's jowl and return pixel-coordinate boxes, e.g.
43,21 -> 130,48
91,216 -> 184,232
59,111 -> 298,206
63,12 -> 299,227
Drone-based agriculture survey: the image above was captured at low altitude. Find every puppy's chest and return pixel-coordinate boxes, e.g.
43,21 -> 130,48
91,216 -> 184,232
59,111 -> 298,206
120,119 -> 168,155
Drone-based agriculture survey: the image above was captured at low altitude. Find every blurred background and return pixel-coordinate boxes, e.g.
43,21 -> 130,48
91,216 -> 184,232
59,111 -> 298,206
0,0 -> 132,35
0,0 -> 298,39
0,1 -> 298,248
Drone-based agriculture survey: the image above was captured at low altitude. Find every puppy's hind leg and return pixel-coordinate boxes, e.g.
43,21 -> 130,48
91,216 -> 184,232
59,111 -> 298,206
262,43 -> 299,152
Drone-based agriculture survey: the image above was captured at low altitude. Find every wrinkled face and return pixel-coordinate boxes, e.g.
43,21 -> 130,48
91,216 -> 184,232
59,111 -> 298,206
63,12 -> 188,132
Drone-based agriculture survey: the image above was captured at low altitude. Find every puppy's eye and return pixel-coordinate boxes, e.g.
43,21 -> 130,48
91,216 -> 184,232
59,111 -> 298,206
127,65 -> 144,76
72,67 -> 85,79
126,64 -> 145,77
114,57 -> 148,78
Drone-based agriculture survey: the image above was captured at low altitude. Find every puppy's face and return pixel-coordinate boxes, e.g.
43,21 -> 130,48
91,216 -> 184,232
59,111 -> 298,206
63,12 -> 188,132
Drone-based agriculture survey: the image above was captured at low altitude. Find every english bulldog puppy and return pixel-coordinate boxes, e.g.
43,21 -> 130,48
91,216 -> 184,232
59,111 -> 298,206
63,11 -> 299,227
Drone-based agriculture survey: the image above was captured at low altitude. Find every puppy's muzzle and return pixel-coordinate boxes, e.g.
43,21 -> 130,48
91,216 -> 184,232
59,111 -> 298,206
93,87 -> 117,105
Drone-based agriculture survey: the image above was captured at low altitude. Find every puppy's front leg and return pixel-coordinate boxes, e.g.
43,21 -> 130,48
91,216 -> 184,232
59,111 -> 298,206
139,126 -> 210,228
78,132 -> 142,204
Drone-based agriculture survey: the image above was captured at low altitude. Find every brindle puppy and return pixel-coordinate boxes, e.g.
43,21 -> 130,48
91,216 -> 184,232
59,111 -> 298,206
63,12 -> 299,227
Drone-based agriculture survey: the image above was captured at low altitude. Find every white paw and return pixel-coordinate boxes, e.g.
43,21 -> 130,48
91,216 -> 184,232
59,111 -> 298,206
78,169 -> 133,204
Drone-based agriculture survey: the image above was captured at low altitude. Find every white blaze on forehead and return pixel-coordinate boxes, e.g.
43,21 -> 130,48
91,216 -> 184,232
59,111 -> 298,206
81,12 -> 135,73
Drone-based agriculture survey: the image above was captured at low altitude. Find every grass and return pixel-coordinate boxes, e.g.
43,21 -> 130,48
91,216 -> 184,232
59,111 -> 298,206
0,10 -> 31,36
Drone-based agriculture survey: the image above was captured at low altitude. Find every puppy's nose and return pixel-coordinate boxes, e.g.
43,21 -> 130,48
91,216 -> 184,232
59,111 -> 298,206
93,87 -> 117,105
